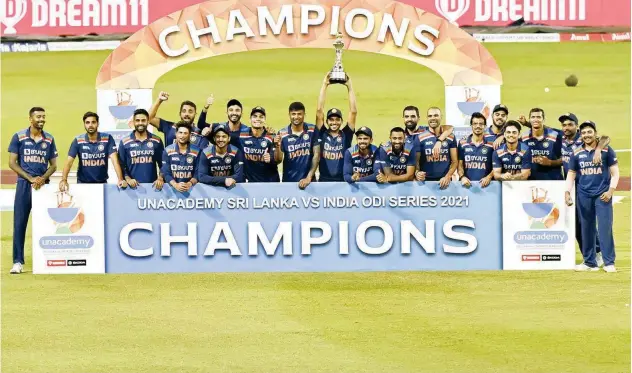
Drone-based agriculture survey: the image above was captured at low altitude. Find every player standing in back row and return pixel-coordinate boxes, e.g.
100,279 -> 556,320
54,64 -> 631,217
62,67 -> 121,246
566,121 -> 619,273
521,108 -> 564,180
8,107 -> 58,274
415,107 -> 458,189
274,102 -> 321,189
315,73 -> 357,182
238,106 -> 280,182
458,112 -> 494,188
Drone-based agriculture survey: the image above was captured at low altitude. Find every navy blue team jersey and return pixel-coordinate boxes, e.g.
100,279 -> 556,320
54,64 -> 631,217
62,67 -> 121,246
318,125 -> 354,182
118,132 -> 164,183
343,144 -> 379,183
8,128 -> 58,181
198,145 -> 245,186
485,126 -> 501,141
161,144 -> 200,183
416,131 -> 456,180
278,123 -> 321,182
569,145 -> 618,197
68,132 -> 117,183
561,132 -> 582,177
238,129 -> 280,183
375,141 -> 416,180
492,143 -> 532,175
457,134 -> 495,181
521,127 -> 563,180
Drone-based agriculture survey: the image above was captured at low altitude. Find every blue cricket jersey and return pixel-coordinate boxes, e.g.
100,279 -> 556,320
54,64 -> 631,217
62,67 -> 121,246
318,124 -> 354,182
375,141 -> 416,180
189,131 -> 209,150
561,132 -> 582,177
343,144 -> 379,183
210,121 -> 250,148
198,145 -> 245,186
521,127 -> 563,180
485,126 -> 501,141
8,128 -> 58,181
238,129 -> 280,183
279,123 -> 321,182
570,145 -> 618,197
492,143 -> 532,175
161,144 -> 201,183
158,119 -> 209,150
458,134 -> 495,181
118,132 -> 164,183
416,131 -> 456,180
68,132 -> 117,183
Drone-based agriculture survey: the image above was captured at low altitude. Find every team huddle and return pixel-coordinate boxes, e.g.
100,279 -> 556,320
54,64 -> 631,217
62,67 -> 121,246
7,73 -> 620,274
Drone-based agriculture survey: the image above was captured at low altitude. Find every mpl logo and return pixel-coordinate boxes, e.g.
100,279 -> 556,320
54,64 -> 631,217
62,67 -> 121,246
521,187 -> 560,229
0,0 -> 27,35
435,0 -> 470,25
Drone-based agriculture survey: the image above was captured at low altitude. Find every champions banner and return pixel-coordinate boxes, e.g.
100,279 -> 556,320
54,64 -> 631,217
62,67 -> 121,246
32,182 -> 505,274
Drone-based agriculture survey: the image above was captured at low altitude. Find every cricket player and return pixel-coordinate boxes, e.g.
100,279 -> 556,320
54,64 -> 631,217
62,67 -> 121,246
315,73 -> 357,182
343,127 -> 379,183
8,107 -> 58,274
560,113 -> 610,266
402,105 -> 454,156
118,109 -> 165,190
414,107 -> 458,189
274,102 -> 321,189
458,112 -> 495,188
488,104 -> 509,148
492,120 -> 532,181
148,91 -> 201,146
520,108 -> 563,180
238,106 -> 280,182
565,121 -> 619,273
162,122 -> 200,193
198,98 -> 250,148
375,127 -> 416,183
59,112 -> 126,191
198,124 -> 245,187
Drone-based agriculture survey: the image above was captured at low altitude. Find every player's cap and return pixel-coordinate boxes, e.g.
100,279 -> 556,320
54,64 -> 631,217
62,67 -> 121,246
579,120 -> 597,131
558,112 -> 578,124
327,108 -> 343,119
211,123 -> 230,137
251,106 -> 266,117
355,126 -> 373,138
492,104 -> 509,115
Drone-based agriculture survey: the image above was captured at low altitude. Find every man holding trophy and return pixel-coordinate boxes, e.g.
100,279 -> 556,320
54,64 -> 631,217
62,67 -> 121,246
315,33 -> 358,182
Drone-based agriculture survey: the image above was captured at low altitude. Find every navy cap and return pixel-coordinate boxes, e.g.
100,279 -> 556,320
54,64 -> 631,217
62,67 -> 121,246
579,120 -> 597,131
212,123 -> 230,136
493,104 -> 509,114
355,126 -> 373,138
558,112 -> 578,124
327,108 -> 343,119
251,106 -> 266,116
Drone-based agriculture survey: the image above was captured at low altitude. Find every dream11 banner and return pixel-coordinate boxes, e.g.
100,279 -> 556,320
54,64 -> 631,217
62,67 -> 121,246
1,0 -> 629,37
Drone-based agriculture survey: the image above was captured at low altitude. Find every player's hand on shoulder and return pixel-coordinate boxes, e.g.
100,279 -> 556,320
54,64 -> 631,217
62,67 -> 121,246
493,136 -> 504,149
592,150 -> 603,165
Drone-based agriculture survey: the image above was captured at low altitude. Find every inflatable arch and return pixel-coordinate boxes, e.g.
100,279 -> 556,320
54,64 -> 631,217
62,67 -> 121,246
96,0 -> 502,134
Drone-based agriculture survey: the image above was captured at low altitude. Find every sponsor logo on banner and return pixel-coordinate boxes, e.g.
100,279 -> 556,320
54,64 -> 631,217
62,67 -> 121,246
605,32 -> 631,42
456,87 -> 491,125
68,259 -> 87,266
521,255 -> 540,262
0,41 -> 48,52
47,259 -> 67,267
541,254 -> 561,261
435,0 -> 470,25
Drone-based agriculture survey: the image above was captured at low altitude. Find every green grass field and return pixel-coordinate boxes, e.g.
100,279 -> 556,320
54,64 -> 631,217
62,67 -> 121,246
1,43 -> 631,373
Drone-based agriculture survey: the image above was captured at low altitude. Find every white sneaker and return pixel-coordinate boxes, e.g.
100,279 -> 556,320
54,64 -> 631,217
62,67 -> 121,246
575,263 -> 600,272
603,265 -> 617,273
9,263 -> 23,274
596,252 -> 604,267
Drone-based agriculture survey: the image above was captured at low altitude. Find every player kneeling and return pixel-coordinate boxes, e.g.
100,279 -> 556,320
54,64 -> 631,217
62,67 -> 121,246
197,124 -> 244,188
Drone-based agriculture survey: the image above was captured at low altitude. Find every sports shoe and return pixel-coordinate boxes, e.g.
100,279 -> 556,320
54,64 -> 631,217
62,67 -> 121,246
603,265 -> 617,273
9,263 -> 23,274
575,263 -> 599,272
596,252 -> 604,267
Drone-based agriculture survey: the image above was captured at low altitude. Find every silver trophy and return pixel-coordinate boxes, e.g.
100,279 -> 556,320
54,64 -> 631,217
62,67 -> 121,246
329,33 -> 348,85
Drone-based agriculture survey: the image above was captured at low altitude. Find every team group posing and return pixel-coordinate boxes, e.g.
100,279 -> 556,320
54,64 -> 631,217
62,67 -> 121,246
8,74 -> 620,274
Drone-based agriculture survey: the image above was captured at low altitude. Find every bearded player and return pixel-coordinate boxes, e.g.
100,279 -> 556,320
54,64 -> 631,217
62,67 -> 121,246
8,107 -> 58,274
488,104 -> 509,148
148,91 -> 202,146
492,120 -> 532,181
458,112 -> 494,188
60,112 -> 126,191
343,127 -> 379,183
415,107 -> 458,189
162,122 -> 200,193
198,124 -> 245,188
315,73 -> 357,182
375,127 -> 416,183
402,105 -> 454,157
238,106 -> 280,182
566,121 -> 619,273
198,98 -> 250,148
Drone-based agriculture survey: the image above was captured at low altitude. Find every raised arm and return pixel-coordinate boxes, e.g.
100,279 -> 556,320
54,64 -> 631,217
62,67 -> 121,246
315,74 -> 329,131
345,76 -> 357,131
148,91 -> 169,127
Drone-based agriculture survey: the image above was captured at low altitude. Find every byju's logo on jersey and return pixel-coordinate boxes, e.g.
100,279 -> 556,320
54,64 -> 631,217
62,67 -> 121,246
435,0 -> 470,25
1,0 -> 27,35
